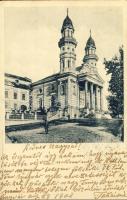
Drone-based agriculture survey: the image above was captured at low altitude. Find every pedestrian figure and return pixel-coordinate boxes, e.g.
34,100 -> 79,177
40,106 -> 49,134
44,114 -> 48,134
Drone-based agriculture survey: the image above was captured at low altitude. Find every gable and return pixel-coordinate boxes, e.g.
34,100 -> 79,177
88,72 -> 104,83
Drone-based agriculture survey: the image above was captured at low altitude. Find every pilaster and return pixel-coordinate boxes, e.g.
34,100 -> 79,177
100,87 -> 103,111
90,83 -> 94,109
57,80 -> 61,103
84,80 -> 88,108
95,85 -> 98,111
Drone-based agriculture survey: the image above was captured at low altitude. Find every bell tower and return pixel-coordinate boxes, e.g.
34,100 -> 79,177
58,9 -> 77,73
83,30 -> 98,70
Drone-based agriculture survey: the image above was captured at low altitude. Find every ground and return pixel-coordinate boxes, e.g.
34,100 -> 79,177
6,122 -> 121,143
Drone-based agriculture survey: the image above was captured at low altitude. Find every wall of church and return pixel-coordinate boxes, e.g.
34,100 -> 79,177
32,81 -> 59,111
32,86 -> 41,111
44,83 -> 52,109
31,77 -> 103,117
79,90 -> 85,108
59,89 -> 66,109
67,77 -> 79,117
32,76 -> 80,117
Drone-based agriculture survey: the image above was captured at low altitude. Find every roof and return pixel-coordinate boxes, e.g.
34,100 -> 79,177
58,37 -> 77,47
78,72 -> 104,85
5,73 -> 32,82
61,15 -> 74,33
11,82 -> 31,90
85,35 -> 96,49
32,73 -> 60,86
76,65 -> 82,72
32,72 -> 77,87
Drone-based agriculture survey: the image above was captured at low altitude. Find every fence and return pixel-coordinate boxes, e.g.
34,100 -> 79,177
9,114 -> 22,120
24,113 -> 35,120
6,112 -> 41,120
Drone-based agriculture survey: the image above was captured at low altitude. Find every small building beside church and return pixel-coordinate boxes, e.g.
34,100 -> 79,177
5,11 -> 104,119
5,73 -> 31,113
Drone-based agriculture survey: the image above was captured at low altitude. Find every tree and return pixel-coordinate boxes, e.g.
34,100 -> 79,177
104,46 -> 123,118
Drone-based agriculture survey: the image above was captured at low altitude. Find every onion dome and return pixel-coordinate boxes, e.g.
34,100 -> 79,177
83,30 -> 98,63
61,9 -> 74,33
85,31 -> 96,50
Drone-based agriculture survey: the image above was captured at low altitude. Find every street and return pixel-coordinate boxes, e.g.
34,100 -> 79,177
6,122 -> 121,143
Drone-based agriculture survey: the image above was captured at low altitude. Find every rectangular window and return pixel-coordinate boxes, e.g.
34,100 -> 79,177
5,102 -> 8,108
14,103 -> 17,109
14,92 -> 17,99
22,94 -> 25,100
5,91 -> 8,98
51,84 -> 55,91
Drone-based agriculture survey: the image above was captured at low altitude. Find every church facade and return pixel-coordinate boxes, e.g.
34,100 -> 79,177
5,11 -> 104,119
31,12 -> 104,118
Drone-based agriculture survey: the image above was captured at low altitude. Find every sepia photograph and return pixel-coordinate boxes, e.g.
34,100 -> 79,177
1,2 -> 127,200
4,5 -> 124,143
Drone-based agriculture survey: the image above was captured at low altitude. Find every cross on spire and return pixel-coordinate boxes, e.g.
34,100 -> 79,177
90,29 -> 91,36
67,8 -> 69,16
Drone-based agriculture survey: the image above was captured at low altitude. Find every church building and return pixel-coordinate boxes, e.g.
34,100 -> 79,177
32,11 -> 104,118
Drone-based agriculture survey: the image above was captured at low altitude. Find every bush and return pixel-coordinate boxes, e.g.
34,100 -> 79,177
86,113 -> 96,119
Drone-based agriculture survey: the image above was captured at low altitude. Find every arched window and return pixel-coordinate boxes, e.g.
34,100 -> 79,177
22,94 -> 25,100
5,102 -> 8,109
72,60 -> 75,67
21,105 -> 27,112
65,30 -> 68,37
14,92 -> 17,99
51,95 -> 56,107
62,60 -> 64,71
73,85 -> 76,95
39,88 -> 42,93
51,84 -> 55,91
68,30 -> 69,37
61,85 -> 65,95
39,98 -> 42,107
5,91 -> 8,98
68,60 -> 71,68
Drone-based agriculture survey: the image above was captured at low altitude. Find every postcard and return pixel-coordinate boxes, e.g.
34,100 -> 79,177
0,1 -> 127,199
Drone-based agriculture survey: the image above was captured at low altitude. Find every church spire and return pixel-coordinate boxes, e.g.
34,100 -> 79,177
58,10 -> 77,73
60,9 -> 74,33
90,29 -> 91,37
67,8 -> 69,16
83,31 -> 98,64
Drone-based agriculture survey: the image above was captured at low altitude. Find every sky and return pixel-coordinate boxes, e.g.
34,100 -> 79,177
4,5 -> 123,110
